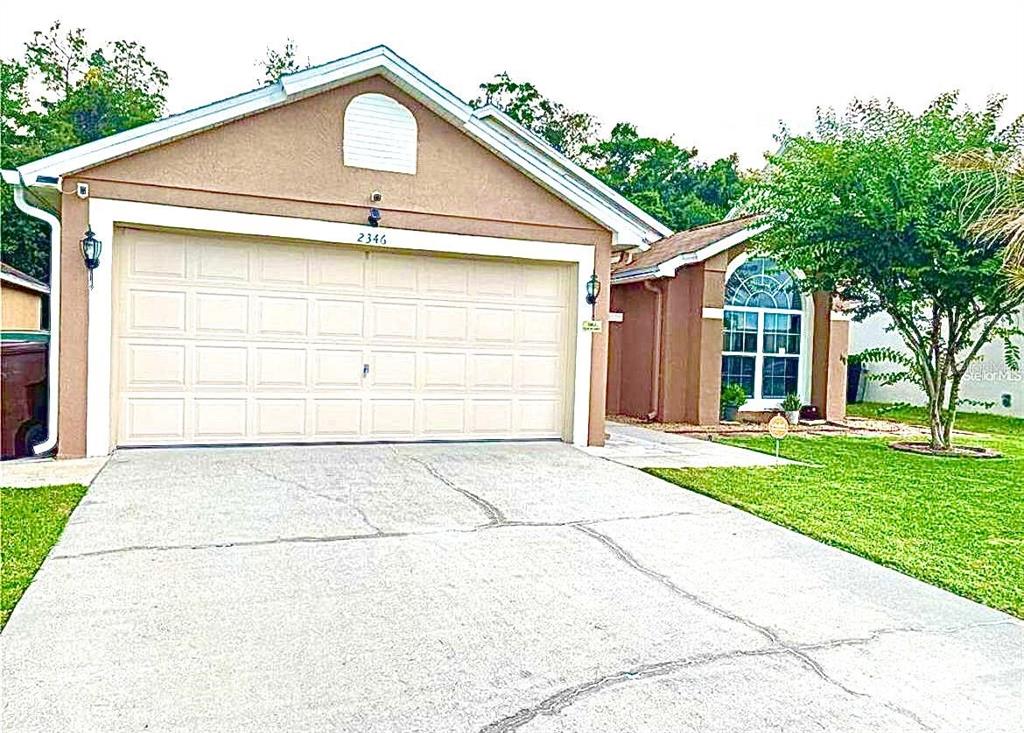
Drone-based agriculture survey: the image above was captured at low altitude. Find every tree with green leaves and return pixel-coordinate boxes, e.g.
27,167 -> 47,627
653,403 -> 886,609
746,93 -> 1024,451
1,22 -> 168,280
256,39 -> 310,86
587,123 -> 746,231
475,73 -> 747,231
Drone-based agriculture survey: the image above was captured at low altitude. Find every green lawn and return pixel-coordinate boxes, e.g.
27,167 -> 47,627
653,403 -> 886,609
648,408 -> 1024,617
1,484 -> 87,630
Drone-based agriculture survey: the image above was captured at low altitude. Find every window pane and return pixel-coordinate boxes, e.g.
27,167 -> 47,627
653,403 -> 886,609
725,257 -> 802,309
723,309 -> 757,353
763,313 -> 801,355
722,355 -> 755,398
762,357 -> 799,399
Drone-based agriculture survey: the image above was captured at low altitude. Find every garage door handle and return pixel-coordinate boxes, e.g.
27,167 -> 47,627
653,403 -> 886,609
363,363 -> 370,377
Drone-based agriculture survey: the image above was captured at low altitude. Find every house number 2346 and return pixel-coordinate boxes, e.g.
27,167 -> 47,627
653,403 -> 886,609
357,232 -> 387,245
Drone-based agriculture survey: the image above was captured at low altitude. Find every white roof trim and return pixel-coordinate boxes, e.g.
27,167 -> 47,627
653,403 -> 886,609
1,269 -> 50,294
14,46 -> 667,246
611,223 -> 769,284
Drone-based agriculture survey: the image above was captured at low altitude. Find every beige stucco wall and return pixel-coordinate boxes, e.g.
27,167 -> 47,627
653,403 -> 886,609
55,75 -> 614,456
1,285 -> 44,330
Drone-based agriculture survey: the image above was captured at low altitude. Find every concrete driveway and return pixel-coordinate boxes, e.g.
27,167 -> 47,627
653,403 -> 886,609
2,443 -> 1021,732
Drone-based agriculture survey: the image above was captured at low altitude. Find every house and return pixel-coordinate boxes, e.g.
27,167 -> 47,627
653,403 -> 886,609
607,216 -> 850,424
2,46 -> 669,458
851,309 -> 1024,417
1,262 -> 49,333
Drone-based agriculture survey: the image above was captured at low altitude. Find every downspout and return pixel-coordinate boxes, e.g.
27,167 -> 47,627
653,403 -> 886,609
643,279 -> 664,420
10,181 -> 61,455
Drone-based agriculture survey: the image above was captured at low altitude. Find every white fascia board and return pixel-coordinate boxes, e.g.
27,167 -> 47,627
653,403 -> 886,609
655,223 -> 770,277
0,270 -> 50,294
19,86 -> 287,183
1,169 -> 20,185
15,45 -> 659,245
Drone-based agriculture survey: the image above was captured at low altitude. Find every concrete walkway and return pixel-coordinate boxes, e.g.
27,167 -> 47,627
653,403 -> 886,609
582,421 -> 792,468
0,455 -> 109,488
2,442 -> 1020,732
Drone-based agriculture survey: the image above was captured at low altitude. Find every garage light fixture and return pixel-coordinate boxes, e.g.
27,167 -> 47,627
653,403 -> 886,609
81,227 -> 102,289
585,273 -> 601,306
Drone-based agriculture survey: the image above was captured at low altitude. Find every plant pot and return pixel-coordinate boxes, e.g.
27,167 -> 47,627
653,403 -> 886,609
785,410 -> 800,425
722,405 -> 739,422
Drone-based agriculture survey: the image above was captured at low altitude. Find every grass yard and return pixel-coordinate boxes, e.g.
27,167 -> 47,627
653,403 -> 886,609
1,484 -> 87,630
648,407 -> 1024,617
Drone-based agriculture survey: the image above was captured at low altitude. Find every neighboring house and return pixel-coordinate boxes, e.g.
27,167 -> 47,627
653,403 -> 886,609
1,262 -> 49,333
607,216 -> 850,423
2,46 -> 669,458
851,309 -> 1024,417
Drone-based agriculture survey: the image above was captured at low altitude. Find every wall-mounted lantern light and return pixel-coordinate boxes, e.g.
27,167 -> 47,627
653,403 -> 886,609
585,273 -> 601,306
81,227 -> 102,289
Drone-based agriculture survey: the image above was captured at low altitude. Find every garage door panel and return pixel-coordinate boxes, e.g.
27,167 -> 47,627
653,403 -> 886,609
313,350 -> 363,387
314,299 -> 364,338
255,399 -> 307,437
369,351 -> 417,389
256,296 -> 308,337
124,398 -> 186,441
423,305 -> 468,342
422,352 -> 467,389
196,243 -> 250,282
469,400 -> 513,434
194,398 -> 248,439
128,290 -> 187,333
370,253 -> 418,293
368,302 -> 417,340
256,348 -> 307,388
194,346 -> 248,387
195,293 -> 248,335
258,246 -> 308,286
115,228 -> 573,446
518,310 -> 563,346
369,400 -> 416,436
469,353 -> 515,389
313,399 -> 362,436
516,354 -> 562,390
311,249 -> 365,290
471,308 -> 515,344
125,344 -> 186,388
421,399 -> 466,435
423,258 -> 470,295
129,231 -> 187,279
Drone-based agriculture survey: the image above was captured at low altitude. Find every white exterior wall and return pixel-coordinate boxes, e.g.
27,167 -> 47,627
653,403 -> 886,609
850,309 -> 1024,417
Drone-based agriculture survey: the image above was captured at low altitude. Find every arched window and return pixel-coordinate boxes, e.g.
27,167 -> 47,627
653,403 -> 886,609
343,93 -> 417,174
721,256 -> 806,404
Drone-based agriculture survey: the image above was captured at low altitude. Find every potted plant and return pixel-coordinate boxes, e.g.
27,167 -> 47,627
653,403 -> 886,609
720,383 -> 748,422
781,393 -> 802,425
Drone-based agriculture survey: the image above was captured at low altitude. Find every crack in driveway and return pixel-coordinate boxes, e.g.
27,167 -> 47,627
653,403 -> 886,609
396,448 -> 507,525
572,524 -> 938,732
248,463 -> 384,534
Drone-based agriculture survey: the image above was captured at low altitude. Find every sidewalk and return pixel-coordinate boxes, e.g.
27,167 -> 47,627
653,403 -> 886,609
581,421 -> 793,469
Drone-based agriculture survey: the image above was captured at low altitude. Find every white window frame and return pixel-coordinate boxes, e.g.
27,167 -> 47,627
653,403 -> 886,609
723,253 -> 814,411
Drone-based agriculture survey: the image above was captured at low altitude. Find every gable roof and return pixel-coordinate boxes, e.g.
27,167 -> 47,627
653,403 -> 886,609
611,215 -> 768,283
1,262 -> 49,294
7,46 -> 669,248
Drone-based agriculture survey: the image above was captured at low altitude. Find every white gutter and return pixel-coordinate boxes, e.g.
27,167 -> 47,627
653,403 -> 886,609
4,170 -> 61,455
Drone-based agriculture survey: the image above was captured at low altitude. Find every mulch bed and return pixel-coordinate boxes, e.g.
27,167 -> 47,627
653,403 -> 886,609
889,442 -> 1003,459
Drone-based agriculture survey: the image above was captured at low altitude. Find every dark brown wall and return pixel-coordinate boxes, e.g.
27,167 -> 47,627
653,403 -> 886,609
608,282 -> 657,417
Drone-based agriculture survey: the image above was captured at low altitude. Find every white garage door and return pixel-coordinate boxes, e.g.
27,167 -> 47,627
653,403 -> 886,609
112,228 -> 576,446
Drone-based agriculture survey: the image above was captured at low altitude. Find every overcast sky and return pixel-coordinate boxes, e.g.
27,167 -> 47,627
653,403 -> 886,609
3,0 -> 1022,169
